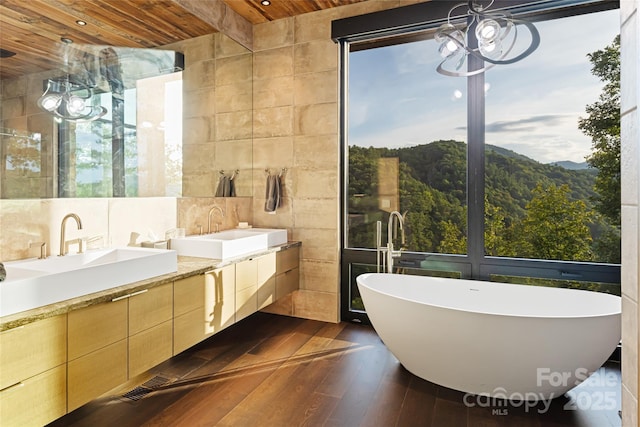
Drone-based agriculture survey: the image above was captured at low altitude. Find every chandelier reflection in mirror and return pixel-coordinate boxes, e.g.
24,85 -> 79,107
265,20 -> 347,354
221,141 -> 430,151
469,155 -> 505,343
435,0 -> 540,77
37,76 -> 107,122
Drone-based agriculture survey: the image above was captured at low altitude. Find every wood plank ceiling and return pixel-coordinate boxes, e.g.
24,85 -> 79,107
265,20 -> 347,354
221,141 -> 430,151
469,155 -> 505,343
0,0 -> 367,80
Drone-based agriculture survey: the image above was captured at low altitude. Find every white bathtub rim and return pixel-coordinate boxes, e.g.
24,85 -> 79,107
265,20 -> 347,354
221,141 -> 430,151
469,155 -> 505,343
356,273 -> 621,320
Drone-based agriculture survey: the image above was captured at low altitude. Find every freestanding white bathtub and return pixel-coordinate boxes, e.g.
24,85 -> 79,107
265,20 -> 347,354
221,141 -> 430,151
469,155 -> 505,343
357,273 -> 621,401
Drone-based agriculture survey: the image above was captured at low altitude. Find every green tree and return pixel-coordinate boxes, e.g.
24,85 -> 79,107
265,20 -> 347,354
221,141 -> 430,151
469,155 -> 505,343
579,35 -> 620,225
517,183 -> 594,261
438,219 -> 466,254
484,198 -> 516,256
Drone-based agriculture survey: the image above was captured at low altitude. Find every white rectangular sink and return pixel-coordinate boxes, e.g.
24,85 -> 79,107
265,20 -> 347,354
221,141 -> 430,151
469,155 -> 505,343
1,247 -> 177,317
170,228 -> 287,260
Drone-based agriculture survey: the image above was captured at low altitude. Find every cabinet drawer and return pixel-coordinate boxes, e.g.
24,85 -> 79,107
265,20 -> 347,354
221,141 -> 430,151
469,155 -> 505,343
276,267 -> 299,300
258,276 -> 276,309
129,320 -> 173,378
68,299 -> 127,361
68,339 -> 128,411
174,274 -> 204,317
236,286 -> 257,322
235,258 -> 258,291
0,315 -> 66,390
129,283 -> 173,335
173,308 -> 206,355
0,364 -> 66,427
277,247 -> 299,273
257,252 -> 276,285
205,266 -> 236,333
257,253 -> 276,309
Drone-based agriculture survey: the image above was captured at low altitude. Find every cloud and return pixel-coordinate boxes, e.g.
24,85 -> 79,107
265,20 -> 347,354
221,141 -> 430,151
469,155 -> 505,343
485,115 -> 567,133
347,9 -> 618,164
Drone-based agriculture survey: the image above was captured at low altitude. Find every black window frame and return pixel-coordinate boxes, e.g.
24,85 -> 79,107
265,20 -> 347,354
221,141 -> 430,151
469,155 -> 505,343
334,0 -> 621,323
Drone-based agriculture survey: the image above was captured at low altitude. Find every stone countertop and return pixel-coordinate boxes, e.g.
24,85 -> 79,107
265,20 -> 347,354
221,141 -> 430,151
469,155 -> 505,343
0,241 -> 301,332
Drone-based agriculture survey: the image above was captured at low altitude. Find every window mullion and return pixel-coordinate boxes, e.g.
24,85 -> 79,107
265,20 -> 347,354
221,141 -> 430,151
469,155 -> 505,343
466,20 -> 486,279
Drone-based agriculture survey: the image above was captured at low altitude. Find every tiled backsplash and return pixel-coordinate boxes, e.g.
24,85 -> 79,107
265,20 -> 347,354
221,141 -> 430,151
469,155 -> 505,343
0,197 -> 253,262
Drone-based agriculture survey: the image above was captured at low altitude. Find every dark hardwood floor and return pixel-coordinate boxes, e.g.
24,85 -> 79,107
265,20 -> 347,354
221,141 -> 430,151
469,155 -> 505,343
49,312 -> 622,427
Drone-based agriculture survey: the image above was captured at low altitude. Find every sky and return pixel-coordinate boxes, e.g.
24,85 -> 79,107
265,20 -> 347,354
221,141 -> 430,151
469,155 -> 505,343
348,9 -> 620,164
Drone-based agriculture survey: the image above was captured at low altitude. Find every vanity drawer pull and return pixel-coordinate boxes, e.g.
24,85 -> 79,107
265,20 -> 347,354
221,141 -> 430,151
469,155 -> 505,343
111,289 -> 149,302
1,381 -> 24,393
128,289 -> 149,298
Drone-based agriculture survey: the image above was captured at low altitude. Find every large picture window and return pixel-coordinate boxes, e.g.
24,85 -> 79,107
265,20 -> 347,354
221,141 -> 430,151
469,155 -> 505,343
336,1 -> 621,321
347,37 -> 467,255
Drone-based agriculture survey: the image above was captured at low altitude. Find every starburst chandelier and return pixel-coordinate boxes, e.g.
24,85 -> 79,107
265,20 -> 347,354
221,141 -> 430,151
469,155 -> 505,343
435,1 -> 540,77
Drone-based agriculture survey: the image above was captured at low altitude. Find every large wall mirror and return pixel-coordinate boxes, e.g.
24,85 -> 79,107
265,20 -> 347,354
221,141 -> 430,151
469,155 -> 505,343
0,34 -> 253,199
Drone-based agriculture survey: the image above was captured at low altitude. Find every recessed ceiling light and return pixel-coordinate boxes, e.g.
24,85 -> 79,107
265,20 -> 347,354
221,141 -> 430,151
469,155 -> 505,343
75,20 -> 87,26
60,37 -> 73,44
261,0 -> 271,5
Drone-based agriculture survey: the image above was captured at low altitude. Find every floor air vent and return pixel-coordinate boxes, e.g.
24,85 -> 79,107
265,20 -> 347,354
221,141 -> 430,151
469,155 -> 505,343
122,376 -> 171,401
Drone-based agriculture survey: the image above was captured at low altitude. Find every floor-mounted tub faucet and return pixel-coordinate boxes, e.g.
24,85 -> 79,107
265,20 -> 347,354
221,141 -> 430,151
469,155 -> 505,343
59,213 -> 83,256
386,211 -> 405,273
376,211 -> 406,273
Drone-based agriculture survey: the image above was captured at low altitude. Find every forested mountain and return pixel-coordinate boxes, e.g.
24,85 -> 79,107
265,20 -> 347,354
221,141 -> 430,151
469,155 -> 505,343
348,140 -> 618,263
548,160 -> 590,170
350,140 -> 597,217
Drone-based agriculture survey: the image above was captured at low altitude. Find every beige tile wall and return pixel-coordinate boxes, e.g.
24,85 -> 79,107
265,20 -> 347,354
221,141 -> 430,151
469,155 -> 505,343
252,0 -> 424,322
170,33 -> 254,198
621,1 -> 640,425
176,197 -> 253,236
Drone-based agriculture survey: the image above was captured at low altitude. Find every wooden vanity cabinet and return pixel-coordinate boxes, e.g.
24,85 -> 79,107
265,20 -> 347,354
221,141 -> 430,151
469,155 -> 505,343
128,283 -> 173,377
0,244 -> 300,427
206,265 -> 236,333
0,315 -> 67,427
237,250 -> 295,317
257,252 -> 277,309
173,266 -> 235,355
276,246 -> 299,299
68,283 -> 173,408
67,299 -> 128,411
235,258 -> 258,322
173,274 -> 205,355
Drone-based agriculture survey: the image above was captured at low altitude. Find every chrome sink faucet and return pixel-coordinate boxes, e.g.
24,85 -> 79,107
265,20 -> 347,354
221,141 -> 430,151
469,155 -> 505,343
59,213 -> 83,256
207,205 -> 225,233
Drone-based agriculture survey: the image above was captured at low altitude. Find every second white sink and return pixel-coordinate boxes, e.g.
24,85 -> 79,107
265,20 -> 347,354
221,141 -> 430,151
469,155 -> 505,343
170,228 -> 287,260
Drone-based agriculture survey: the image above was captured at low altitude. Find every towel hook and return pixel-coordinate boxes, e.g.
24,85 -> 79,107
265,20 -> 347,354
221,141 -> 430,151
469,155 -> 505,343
265,167 -> 287,176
